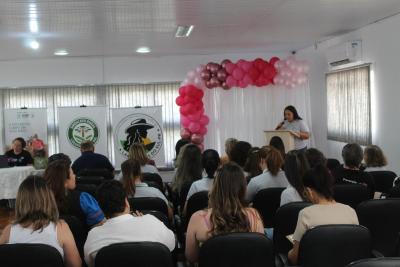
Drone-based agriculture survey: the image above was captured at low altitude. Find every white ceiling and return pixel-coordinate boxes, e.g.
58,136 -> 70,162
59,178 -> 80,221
0,0 -> 400,60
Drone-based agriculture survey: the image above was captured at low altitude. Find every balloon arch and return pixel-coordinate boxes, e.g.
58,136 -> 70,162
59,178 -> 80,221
175,56 -> 310,149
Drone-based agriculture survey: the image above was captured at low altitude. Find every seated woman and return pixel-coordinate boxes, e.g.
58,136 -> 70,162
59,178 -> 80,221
121,159 -> 173,219
363,145 -> 389,172
288,165 -> 359,265
269,136 -> 286,162
5,137 -> 33,167
0,175 -> 81,267
185,162 -> 264,263
246,146 -> 288,203
129,143 -> 158,174
280,150 -> 310,206
244,147 -> 263,182
305,148 -> 327,168
44,160 -> 105,229
220,138 -> 238,165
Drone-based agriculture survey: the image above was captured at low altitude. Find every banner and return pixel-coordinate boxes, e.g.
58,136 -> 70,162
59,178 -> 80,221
111,106 -> 165,169
58,106 -> 108,162
4,108 -> 48,152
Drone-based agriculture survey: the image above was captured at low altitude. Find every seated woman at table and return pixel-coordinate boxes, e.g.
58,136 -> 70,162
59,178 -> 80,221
44,160 -> 105,229
5,137 -> 33,167
0,175 -> 81,267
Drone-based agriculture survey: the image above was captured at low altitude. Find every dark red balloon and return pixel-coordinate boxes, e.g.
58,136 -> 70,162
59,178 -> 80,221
221,82 -> 230,90
217,69 -> 228,82
206,62 -> 215,71
221,59 -> 232,69
209,63 -> 221,74
200,70 -> 211,81
205,80 -> 214,89
209,77 -> 220,87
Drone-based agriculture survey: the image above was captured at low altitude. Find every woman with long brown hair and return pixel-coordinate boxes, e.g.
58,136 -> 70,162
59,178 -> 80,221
0,175 -> 81,267
185,162 -> 264,263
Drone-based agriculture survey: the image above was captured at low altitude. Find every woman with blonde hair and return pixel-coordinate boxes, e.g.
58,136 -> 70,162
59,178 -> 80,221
0,175 -> 81,267
185,162 -> 264,263
128,143 -> 158,174
363,145 -> 388,172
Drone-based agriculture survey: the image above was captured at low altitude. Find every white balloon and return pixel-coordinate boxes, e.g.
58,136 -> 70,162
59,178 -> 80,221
187,70 -> 196,79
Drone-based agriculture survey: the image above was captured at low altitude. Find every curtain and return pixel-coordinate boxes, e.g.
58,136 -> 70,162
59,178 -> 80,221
327,65 -> 371,145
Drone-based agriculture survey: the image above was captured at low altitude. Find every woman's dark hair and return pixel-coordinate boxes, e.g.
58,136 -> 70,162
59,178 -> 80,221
284,150 -> 310,200
13,137 -> 27,149
175,138 -> 190,159
174,144 -> 203,192
230,141 -> 252,168
342,143 -> 363,168
43,160 -> 71,212
202,149 -> 220,178
269,136 -> 285,159
48,153 -> 72,165
305,148 -> 327,168
303,164 -> 334,200
364,145 -> 388,168
244,147 -> 262,180
121,159 -> 142,196
284,105 -> 302,120
96,180 -> 126,218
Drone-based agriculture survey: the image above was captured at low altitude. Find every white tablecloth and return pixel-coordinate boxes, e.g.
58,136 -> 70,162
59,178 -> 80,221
0,166 -> 35,199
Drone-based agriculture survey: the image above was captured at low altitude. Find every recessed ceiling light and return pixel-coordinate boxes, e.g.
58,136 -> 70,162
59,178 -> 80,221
54,49 -> 69,56
136,46 -> 151,54
29,40 -> 40,50
175,25 -> 194,38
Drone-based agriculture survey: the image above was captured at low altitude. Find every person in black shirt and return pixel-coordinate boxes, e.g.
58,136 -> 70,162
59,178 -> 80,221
71,141 -> 114,177
5,137 -> 33,167
332,143 -> 375,197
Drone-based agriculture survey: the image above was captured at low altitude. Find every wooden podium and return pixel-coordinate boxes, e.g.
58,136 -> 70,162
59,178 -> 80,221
264,130 -> 295,153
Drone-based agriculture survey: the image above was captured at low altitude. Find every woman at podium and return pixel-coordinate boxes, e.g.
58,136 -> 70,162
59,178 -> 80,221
275,105 -> 310,152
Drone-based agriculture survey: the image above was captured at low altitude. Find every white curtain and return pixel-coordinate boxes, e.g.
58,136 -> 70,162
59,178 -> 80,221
203,83 -> 313,154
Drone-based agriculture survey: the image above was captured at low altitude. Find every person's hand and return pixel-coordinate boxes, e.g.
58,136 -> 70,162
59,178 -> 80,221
276,121 -> 285,130
132,210 -> 144,217
290,131 -> 301,138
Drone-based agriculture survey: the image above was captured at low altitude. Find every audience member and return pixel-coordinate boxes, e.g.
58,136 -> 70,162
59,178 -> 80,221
246,146 -> 288,202
128,143 -> 158,173
229,141 -> 252,169
71,141 -> 114,176
5,137 -> 33,167
333,143 -> 375,197
305,148 -> 327,168
280,150 -> 310,206
174,138 -> 190,168
84,180 -> 175,267
0,175 -> 81,267
48,153 -> 71,165
363,145 -> 388,172
185,162 -> 264,263
244,147 -> 263,181
269,136 -> 286,161
44,160 -> 105,229
288,165 -> 359,265
220,138 -> 238,164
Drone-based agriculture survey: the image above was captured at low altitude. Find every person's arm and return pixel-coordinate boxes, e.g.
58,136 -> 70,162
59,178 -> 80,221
288,209 -> 308,265
288,241 -> 300,265
57,221 -> 82,267
248,208 -> 264,233
79,192 -> 106,227
0,225 -> 11,244
185,211 -> 202,263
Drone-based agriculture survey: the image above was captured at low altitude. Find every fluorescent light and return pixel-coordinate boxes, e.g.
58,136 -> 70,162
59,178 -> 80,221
54,49 -> 69,56
136,46 -> 151,54
175,25 -> 194,38
29,40 -> 40,50
29,20 -> 38,33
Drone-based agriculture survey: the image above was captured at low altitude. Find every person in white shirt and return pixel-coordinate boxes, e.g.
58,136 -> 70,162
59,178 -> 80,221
247,146 -> 289,202
363,145 -> 389,172
84,180 -> 175,267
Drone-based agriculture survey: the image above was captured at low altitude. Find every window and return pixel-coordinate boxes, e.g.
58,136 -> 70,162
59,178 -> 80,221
327,65 -> 371,145
1,82 -> 180,167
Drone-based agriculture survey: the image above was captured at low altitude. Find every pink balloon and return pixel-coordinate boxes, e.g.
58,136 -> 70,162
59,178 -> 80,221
188,122 -> 201,133
226,76 -> 237,87
269,57 -> 280,66
181,115 -> 190,127
238,80 -> 247,88
198,126 -> 208,135
191,134 -> 204,144
237,59 -> 246,69
187,70 -> 196,79
243,74 -> 253,85
175,96 -> 185,106
232,68 -> 244,80
263,64 -> 277,80
196,65 -> 204,73
247,66 -> 260,82
178,86 -> 187,96
199,115 -> 210,125
221,59 -> 232,69
241,61 -> 253,72
194,77 -> 203,88
180,128 -> 191,139
225,63 -> 236,74
188,112 -> 202,122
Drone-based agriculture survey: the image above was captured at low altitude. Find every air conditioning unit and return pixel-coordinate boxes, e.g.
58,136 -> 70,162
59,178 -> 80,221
326,40 -> 363,68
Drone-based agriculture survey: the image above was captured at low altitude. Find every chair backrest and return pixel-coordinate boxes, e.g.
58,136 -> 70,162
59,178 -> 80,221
142,210 -> 171,229
78,168 -> 114,180
199,233 -> 275,267
0,244 -> 64,267
252,187 -> 285,228
128,197 -> 168,217
334,184 -> 370,209
60,215 -> 88,259
142,173 -> 164,191
76,176 -> 104,186
388,186 -> 400,198
327,158 -> 341,171
298,224 -> 371,267
356,199 -> 400,256
273,201 -> 312,254
95,242 -> 173,267
185,191 -> 209,228
368,171 -> 397,194
346,258 -> 400,267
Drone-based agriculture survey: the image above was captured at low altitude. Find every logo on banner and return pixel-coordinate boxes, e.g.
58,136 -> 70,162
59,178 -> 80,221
114,113 -> 163,158
67,118 -> 99,148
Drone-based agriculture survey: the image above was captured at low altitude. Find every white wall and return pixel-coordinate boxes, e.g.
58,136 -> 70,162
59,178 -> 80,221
298,13 -> 400,174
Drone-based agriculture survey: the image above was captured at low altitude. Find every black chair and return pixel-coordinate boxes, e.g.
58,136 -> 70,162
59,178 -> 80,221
368,171 -> 397,194
76,183 -> 97,197
142,173 -> 164,193
95,242 -> 174,267
347,258 -> 400,267
76,176 -> 104,186
274,202 -> 312,255
298,225 -> 372,267
334,184 -> 371,209
327,158 -> 341,171
78,168 -> 114,180
0,244 -> 64,267
199,233 -> 275,267
252,187 -> 285,228
142,210 -> 171,229
388,186 -> 400,198
128,197 -> 169,217
356,199 -> 400,256
60,215 -> 88,260
185,191 -> 209,228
